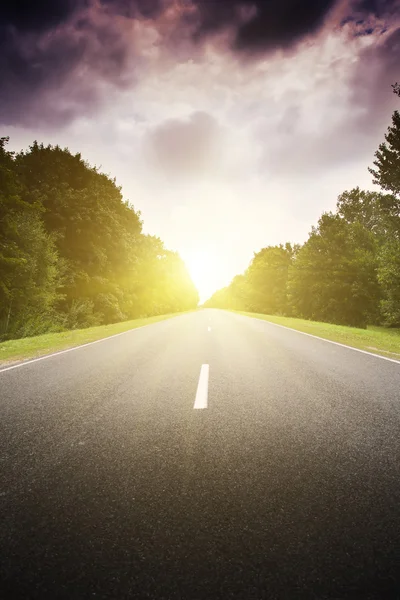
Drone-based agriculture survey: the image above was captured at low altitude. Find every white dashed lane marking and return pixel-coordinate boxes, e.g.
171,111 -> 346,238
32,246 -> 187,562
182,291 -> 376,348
194,364 -> 209,410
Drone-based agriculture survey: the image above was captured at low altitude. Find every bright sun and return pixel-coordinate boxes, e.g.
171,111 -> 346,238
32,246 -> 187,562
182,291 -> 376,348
184,250 -> 224,303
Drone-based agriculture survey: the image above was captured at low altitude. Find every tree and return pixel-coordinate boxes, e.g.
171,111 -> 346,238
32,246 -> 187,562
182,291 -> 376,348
205,245 -> 299,314
204,275 -> 248,310
378,239 -> 400,326
0,138 -> 62,338
369,108 -> 400,196
364,86 -> 400,325
6,211 -> 62,337
131,236 -> 198,316
204,286 -> 230,309
288,213 -> 380,328
204,245 -> 297,314
245,244 -> 296,315
15,143 -> 143,318
337,188 -> 391,235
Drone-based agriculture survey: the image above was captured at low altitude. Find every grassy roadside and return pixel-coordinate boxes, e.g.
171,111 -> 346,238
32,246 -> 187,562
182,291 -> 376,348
0,312 -> 189,366
234,311 -> 400,360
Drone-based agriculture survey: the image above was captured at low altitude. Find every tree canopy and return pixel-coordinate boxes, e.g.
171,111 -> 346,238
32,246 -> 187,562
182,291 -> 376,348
0,139 -> 198,339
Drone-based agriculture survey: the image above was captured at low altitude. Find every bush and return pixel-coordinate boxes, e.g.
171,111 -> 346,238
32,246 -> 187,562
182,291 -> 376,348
65,299 -> 99,330
94,293 -> 125,324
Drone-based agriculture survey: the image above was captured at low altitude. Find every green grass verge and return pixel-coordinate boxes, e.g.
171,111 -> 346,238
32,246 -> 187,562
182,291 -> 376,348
0,313 -> 187,365
235,311 -> 400,360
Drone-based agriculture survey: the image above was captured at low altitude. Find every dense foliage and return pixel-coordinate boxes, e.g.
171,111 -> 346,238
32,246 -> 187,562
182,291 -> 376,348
205,86 -> 400,328
0,140 -> 198,339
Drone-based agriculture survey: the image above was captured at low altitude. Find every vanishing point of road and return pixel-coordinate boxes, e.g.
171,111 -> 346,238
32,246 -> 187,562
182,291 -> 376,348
1,309 -> 400,599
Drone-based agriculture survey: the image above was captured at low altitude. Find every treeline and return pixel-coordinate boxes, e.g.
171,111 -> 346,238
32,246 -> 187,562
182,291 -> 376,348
0,139 -> 198,340
205,85 -> 400,329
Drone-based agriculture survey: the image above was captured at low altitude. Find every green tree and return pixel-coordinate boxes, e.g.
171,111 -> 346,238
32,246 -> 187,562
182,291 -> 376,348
204,275 -> 249,310
0,136 -> 24,329
228,274 -> 249,310
288,213 -> 380,328
0,138 -> 62,338
204,286 -> 232,309
336,187 -> 399,237
131,236 -> 198,316
366,86 -> 400,326
378,239 -> 400,326
205,245 -> 298,314
245,244 -> 296,315
6,211 -> 62,337
15,142 -> 144,325
369,111 -> 400,196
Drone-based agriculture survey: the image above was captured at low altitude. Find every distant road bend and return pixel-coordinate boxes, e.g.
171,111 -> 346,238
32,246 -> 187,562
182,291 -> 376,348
1,309 -> 400,599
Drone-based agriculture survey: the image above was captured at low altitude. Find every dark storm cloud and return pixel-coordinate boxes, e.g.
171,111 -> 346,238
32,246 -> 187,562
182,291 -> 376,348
0,0 -> 173,126
0,1 -> 140,126
0,0 -> 81,32
0,0 -> 163,31
0,0 -> 398,126
182,0 -> 398,52
186,0 -> 338,53
101,0 -> 166,18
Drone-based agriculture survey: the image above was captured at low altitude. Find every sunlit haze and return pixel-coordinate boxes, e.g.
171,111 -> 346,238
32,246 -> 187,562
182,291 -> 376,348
183,249 -> 226,303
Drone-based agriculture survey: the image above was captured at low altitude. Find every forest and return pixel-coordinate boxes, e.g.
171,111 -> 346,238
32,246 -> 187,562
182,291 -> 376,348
0,140 -> 199,340
205,84 -> 400,329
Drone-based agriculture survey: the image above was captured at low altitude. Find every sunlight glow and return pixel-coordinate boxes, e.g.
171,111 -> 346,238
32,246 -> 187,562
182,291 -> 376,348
184,249 -> 226,303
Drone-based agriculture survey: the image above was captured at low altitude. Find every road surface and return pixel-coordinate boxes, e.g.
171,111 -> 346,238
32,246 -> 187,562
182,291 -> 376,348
1,309 -> 400,599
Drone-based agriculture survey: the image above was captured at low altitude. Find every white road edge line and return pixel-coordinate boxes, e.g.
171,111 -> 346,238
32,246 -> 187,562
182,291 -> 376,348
244,315 -> 400,365
194,364 -> 209,410
0,317 -> 181,374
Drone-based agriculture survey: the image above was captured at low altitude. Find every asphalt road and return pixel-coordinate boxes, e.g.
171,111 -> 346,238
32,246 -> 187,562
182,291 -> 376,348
1,309 -> 400,599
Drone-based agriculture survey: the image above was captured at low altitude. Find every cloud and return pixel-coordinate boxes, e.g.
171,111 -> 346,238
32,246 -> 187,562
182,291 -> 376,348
0,0 -> 82,32
252,18 -> 400,179
347,24 -> 400,130
142,111 -> 224,178
1,0 -> 399,127
0,1 -> 160,127
185,0 -> 338,53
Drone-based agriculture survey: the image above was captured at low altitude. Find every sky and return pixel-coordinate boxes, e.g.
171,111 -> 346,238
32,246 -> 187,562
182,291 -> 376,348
1,0 -> 400,301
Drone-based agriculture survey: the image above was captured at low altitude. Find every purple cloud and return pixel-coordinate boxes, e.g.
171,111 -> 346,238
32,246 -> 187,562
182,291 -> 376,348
0,0 -> 398,126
